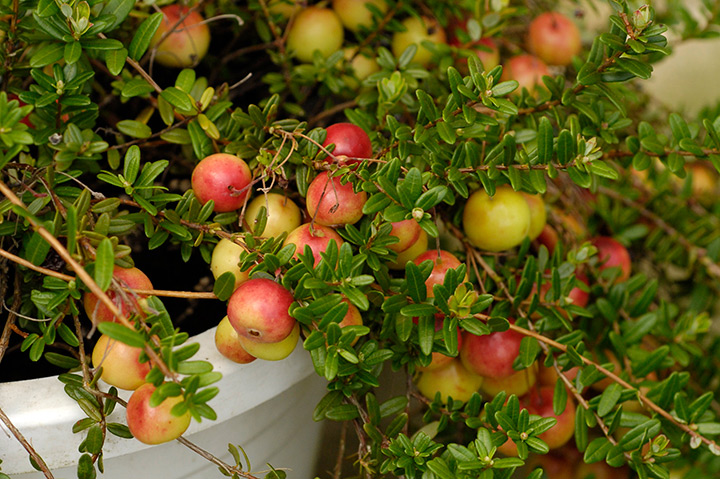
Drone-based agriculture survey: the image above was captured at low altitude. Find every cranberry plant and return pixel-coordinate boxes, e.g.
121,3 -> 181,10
2,0 -> 720,479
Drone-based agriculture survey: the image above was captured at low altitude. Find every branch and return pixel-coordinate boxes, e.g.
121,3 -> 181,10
505,320 -> 720,454
0,405 -> 55,478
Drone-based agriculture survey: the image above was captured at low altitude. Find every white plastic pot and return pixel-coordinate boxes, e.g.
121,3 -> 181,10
0,326 -> 326,478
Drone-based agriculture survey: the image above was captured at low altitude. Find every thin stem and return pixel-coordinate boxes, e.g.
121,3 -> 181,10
0,272 -> 21,364
0,180 -> 174,380
0,247 -> 218,299
598,185 -> 720,280
332,421 -> 349,479
0,405 -> 55,478
176,436 -> 260,479
505,320 -> 720,453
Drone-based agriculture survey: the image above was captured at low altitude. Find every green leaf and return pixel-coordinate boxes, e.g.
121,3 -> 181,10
417,315 -> 434,355
30,42 -> 65,68
161,221 -> 193,241
116,120 -> 152,139
416,89 -> 439,121
577,62 -> 601,85
556,129 -> 576,165
574,404 -> 588,452
36,0 -> 59,17
400,303 -> 436,317
379,396 -> 408,418
589,160 -> 619,180
94,238 -> 114,291
64,41 -> 82,64
175,69 -> 196,92
436,121 -> 456,144
176,360 -> 213,374
537,117 -> 553,163
80,38 -> 124,51
415,185 -> 447,211
669,113 -> 691,141
362,193 -> 392,214
583,437 -> 613,463
107,422 -> 133,438
24,231 -> 51,266
44,352 -> 81,369
325,404 -> 360,421
105,48 -> 128,76
395,315 -> 413,342
97,322 -> 146,348
599,32 -> 626,50
617,419 -> 661,451
160,87 -> 195,112
678,138 -> 706,156
405,261 -> 428,303
265,469 -> 287,479
567,166 -> 592,188
101,0 -> 135,31
122,78 -> 155,98
515,336 -> 540,369
398,168 -> 423,208
689,392 -> 714,423
597,383 -> 623,417
77,454 -> 97,479
123,145 -> 141,184
128,12 -> 163,61
84,425 -> 104,455
616,58 -> 653,79
632,345 -> 669,378
491,80 -> 518,97
606,445 -> 626,467
553,379 -> 568,416
213,271 -> 236,301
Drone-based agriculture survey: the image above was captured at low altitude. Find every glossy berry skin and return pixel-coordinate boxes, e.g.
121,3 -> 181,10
191,154 -> 253,213
389,229 -> 428,270
214,316 -> 256,364
83,266 -> 153,324
227,278 -> 296,343
126,383 -> 191,445
463,186 -> 531,252
210,238 -> 250,291
391,16 -> 446,67
306,171 -> 367,226
413,250 -> 464,298
92,334 -> 150,391
501,54 -> 550,94
480,365 -> 537,398
284,223 -> 344,267
243,193 -> 302,238
460,321 -> 524,379
322,123 -> 373,164
151,5 -> 211,68
415,359 -> 483,404
331,0 -> 388,32
286,7 -> 344,63
522,193 -> 547,241
237,322 -> 300,361
338,299 -> 363,346
498,386 -> 576,455
388,219 -> 422,253
342,48 -> 380,87
591,236 -> 632,282
527,12 -> 581,66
